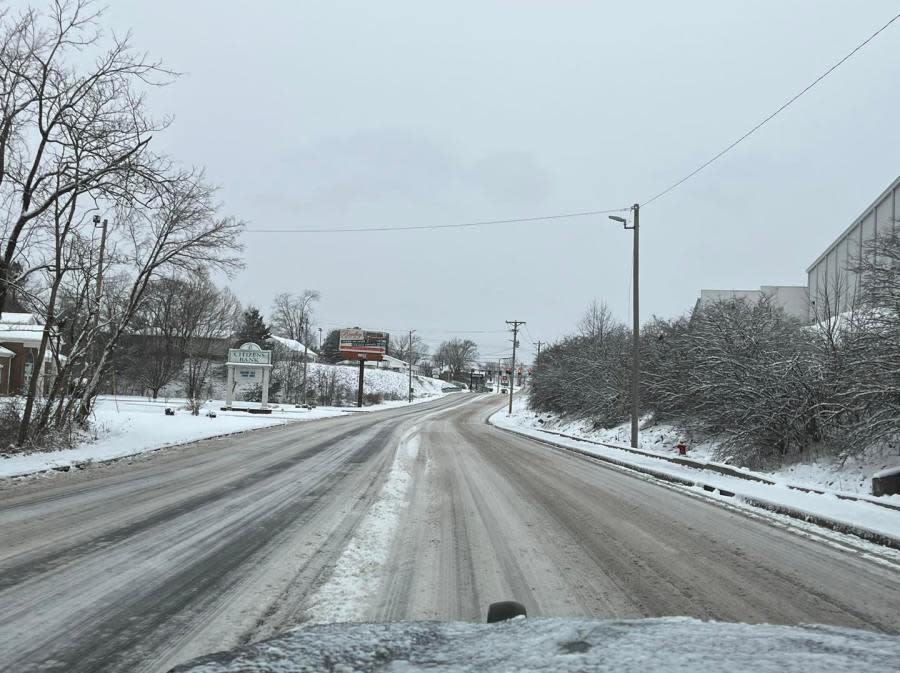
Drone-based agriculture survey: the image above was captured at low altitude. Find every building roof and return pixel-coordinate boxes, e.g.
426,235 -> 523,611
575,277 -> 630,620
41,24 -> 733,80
270,335 -> 318,356
0,323 -> 45,345
0,346 -> 14,358
0,312 -> 37,324
806,173 -> 900,273
382,354 -> 411,366
0,312 -> 45,346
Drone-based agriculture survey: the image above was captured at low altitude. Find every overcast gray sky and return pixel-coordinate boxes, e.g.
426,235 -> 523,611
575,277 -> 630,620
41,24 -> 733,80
88,1 -> 900,360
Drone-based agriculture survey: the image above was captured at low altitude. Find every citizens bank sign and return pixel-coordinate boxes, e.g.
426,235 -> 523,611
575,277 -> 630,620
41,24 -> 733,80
227,343 -> 272,365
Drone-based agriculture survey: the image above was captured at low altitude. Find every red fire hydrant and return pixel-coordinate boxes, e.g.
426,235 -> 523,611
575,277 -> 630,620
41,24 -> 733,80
676,441 -> 688,456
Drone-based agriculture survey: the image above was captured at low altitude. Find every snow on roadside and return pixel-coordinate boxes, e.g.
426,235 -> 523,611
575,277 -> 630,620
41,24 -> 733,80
0,388 -> 449,480
490,398 -> 900,543
303,363 -> 445,401
504,397 -> 900,497
303,426 -> 422,623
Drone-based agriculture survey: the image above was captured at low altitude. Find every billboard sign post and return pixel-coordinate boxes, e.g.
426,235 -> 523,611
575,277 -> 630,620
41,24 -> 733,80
339,328 -> 389,407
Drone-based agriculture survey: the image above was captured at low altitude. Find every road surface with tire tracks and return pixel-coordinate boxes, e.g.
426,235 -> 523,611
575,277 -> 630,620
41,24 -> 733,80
1,392 -> 899,672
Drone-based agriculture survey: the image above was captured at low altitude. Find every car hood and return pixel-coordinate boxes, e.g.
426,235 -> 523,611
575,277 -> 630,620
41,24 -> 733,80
168,617 -> 900,672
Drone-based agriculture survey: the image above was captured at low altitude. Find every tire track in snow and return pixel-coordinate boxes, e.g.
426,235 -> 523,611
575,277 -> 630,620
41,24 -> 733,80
303,426 -> 423,624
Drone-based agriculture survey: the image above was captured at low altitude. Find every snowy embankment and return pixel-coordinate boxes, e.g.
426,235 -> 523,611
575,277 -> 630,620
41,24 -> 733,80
302,362 -> 445,400
491,397 -> 900,548
1,368 -> 448,480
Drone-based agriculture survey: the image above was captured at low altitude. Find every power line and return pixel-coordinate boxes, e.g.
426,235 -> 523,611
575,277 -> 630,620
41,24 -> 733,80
641,11 -> 900,207
243,10 -> 899,239
244,208 -> 629,234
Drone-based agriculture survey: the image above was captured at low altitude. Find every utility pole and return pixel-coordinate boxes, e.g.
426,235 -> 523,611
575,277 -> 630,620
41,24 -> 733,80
533,340 -> 544,359
408,329 -> 415,403
300,314 -> 309,406
506,320 -> 525,414
318,327 -> 323,351
610,204 -> 641,449
302,337 -> 309,404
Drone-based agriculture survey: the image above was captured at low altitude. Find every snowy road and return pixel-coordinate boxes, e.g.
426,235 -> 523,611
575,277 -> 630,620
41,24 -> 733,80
2,394 -> 900,672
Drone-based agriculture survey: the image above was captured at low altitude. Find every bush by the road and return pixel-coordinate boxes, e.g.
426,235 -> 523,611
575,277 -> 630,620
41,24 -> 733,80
530,233 -> 900,468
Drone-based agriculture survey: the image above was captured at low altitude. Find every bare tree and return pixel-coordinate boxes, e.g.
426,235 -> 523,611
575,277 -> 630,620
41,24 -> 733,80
0,0 -> 175,317
121,276 -> 189,399
577,300 -> 617,340
436,338 -> 479,380
838,229 -> 900,448
180,275 -> 240,414
72,174 -> 243,422
392,332 -> 429,368
14,171 -> 243,443
270,290 -> 320,344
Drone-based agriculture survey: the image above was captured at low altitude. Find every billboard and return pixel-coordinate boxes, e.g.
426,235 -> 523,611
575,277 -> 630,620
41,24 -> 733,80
339,328 -> 389,361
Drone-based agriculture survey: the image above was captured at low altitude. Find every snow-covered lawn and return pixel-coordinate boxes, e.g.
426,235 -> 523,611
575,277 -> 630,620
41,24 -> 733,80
0,389 -> 449,480
491,397 -> 900,545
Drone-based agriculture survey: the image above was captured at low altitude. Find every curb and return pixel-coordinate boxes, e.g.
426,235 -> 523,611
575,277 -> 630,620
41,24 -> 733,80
527,426 -> 900,513
488,415 -> 900,552
1,393 -> 462,482
0,420 -> 297,481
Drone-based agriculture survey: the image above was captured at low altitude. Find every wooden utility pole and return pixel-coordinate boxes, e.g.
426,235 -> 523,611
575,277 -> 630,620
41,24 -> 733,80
506,320 -> 525,414
408,329 -> 415,403
533,340 -> 544,358
357,359 -> 365,407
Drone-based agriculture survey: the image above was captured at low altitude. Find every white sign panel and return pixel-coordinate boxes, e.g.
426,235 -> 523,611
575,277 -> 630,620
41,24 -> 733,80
227,348 -> 272,365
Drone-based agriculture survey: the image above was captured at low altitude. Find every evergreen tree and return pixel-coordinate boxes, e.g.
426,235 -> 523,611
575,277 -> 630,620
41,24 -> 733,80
232,306 -> 272,349
320,329 -> 342,363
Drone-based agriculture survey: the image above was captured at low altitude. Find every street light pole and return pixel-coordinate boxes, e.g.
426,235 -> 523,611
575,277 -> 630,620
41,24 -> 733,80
92,215 -> 108,332
408,329 -> 415,403
610,205 -> 640,449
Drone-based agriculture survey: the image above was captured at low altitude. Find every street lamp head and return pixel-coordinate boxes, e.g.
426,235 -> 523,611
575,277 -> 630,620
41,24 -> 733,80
608,215 -> 627,224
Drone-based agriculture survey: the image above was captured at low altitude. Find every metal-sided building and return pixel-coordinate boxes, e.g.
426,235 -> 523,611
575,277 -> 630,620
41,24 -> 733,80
807,174 -> 900,320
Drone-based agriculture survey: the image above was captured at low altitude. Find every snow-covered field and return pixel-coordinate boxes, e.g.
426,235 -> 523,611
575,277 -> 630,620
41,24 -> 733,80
301,363 -> 445,401
0,379 -> 448,480
491,397 -> 900,544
